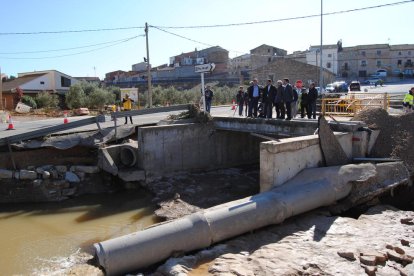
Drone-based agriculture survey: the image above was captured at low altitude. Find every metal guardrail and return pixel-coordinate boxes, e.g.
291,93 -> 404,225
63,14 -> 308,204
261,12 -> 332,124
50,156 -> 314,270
0,104 -> 189,147
321,93 -> 392,116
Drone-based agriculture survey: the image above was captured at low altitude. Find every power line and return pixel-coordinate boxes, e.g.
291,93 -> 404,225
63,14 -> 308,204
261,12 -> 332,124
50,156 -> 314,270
152,1 -> 414,29
0,35 -> 144,54
151,26 -> 215,48
0,36 -> 141,59
0,26 -> 144,36
1,1 -> 411,36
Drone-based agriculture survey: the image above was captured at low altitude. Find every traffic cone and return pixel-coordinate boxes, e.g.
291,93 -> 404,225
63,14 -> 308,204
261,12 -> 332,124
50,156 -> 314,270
63,111 -> 69,124
231,99 -> 236,110
6,115 -> 15,130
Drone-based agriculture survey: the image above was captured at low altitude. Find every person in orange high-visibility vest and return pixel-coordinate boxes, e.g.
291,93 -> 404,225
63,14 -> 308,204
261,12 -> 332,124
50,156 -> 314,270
122,94 -> 135,124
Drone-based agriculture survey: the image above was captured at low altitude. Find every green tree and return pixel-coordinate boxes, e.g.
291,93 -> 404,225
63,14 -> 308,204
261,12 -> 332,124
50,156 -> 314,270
35,92 -> 59,108
87,88 -> 115,110
66,83 -> 86,109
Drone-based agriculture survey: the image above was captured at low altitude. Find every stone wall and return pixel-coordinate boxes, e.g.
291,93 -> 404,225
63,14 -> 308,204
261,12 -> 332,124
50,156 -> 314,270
0,165 -> 113,202
251,57 -> 335,86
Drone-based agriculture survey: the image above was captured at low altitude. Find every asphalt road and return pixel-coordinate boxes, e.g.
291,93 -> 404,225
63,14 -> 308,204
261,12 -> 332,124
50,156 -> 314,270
0,105 -> 236,141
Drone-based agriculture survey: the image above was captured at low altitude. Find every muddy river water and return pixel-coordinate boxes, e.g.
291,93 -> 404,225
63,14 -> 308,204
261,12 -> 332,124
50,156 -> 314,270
0,188 -> 159,275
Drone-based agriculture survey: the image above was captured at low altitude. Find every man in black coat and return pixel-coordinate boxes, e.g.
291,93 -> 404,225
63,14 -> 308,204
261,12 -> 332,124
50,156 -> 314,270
263,79 -> 277,118
282,78 -> 294,120
307,82 -> 318,119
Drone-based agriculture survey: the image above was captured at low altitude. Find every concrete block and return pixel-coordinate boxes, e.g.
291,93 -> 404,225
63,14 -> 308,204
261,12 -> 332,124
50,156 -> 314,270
319,116 -> 349,166
55,165 -> 67,173
42,171 -> 51,179
70,165 -> 100,174
118,169 -> 145,182
19,169 -> 38,180
65,171 -> 80,183
0,169 -> 13,179
99,148 -> 118,175
351,131 -> 369,158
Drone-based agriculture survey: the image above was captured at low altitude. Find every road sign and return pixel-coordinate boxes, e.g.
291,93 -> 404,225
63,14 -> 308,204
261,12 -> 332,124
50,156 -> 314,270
194,63 -> 216,73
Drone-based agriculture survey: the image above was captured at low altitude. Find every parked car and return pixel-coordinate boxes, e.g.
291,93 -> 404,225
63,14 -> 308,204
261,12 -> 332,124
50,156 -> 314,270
325,83 -> 335,93
349,81 -> 361,91
364,77 -> 381,85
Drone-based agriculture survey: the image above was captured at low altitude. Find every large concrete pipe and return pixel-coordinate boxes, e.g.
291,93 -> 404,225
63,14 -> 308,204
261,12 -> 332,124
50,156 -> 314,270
94,163 -> 407,275
119,142 -> 138,167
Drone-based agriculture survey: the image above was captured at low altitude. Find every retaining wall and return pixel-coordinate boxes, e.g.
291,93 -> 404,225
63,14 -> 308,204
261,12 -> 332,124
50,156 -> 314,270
137,123 -> 262,181
260,132 -> 357,192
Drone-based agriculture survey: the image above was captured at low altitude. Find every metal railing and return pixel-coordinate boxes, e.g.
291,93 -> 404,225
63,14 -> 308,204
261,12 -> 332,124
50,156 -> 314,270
321,92 -> 393,116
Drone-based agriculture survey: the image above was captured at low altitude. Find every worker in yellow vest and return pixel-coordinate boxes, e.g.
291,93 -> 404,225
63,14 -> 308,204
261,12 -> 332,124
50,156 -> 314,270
122,94 -> 135,124
403,88 -> 414,113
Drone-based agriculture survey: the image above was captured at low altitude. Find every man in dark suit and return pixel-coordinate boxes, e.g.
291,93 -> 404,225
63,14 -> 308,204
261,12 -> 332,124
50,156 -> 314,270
263,79 -> 277,118
282,78 -> 294,120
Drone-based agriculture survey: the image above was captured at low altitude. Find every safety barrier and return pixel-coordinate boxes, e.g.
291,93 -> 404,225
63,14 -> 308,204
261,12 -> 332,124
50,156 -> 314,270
321,92 -> 392,116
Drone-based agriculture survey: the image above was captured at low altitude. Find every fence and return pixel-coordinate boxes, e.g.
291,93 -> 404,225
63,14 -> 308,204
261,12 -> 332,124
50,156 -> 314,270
320,92 -> 403,116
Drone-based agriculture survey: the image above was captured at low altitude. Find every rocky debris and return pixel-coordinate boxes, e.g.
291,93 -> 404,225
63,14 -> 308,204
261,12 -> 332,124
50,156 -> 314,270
0,165 -> 112,203
155,205 -> 414,276
353,108 -> 414,171
155,197 -> 202,220
149,167 -> 259,219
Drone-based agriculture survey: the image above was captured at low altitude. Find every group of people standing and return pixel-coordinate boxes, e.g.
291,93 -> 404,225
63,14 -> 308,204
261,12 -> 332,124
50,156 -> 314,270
235,78 -> 318,120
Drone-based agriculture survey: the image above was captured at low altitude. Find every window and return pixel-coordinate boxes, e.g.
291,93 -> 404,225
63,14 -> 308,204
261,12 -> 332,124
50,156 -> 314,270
328,54 -> 332,58
377,50 -> 381,55
399,51 -> 402,55
376,60 -> 382,67
267,49 -> 270,53
40,81 -> 45,85
409,51 -> 412,56
344,62 -> 349,70
361,51 -> 366,56
361,60 -> 367,67
326,62 -> 331,68
398,60 -> 402,65
61,76 -> 71,87
268,57 -> 271,62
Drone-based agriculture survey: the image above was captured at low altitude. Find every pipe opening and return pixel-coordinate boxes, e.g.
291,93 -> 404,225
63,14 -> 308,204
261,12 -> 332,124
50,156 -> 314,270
120,146 -> 137,167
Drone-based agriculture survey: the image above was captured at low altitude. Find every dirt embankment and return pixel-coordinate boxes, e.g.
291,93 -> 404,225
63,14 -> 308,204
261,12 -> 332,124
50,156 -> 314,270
353,108 -> 414,170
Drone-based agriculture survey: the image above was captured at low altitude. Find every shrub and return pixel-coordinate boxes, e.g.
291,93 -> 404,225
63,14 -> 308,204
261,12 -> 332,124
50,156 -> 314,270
21,95 -> 37,109
66,84 -> 86,109
35,92 -> 59,108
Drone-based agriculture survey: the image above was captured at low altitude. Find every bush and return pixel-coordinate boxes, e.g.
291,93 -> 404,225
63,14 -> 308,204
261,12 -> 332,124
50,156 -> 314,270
35,92 -> 59,108
86,88 -> 115,110
66,84 -> 86,109
21,95 -> 37,109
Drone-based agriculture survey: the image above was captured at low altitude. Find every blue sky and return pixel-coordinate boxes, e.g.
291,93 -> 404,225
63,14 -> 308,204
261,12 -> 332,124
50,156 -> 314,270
1,0 -> 413,80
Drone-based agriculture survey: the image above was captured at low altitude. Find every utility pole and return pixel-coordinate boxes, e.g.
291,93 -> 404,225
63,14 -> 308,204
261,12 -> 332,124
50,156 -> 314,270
319,0 -> 324,91
145,22 -> 152,108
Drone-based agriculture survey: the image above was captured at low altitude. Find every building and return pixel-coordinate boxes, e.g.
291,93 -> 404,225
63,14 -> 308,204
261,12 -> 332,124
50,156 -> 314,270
251,57 -> 335,88
337,44 -> 391,80
1,70 -> 78,110
228,53 -> 251,82
74,77 -> 101,84
306,45 -> 339,75
250,44 -> 287,70
389,44 -> 414,77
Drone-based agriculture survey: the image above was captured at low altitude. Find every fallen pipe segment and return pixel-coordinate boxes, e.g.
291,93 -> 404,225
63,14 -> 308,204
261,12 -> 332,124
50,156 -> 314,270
94,163 -> 402,275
